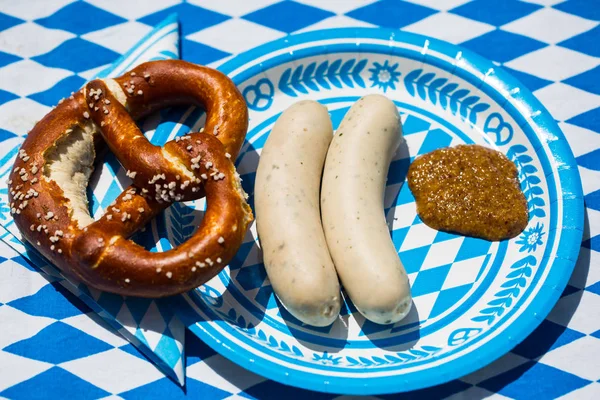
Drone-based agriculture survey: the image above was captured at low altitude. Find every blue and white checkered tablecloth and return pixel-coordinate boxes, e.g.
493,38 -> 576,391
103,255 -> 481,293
0,1 -> 599,399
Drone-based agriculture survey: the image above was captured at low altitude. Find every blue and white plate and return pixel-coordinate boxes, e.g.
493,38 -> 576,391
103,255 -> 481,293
6,28 -> 579,395
177,29 -> 584,395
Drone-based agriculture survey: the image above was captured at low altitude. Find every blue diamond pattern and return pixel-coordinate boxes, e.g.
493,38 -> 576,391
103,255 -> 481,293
28,75 -> 86,107
566,107 -> 600,133
119,343 -> 149,362
8,284 -> 90,319
0,128 -> 16,142
576,149 -> 600,171
0,12 -> 23,31
586,281 -> 600,295
411,264 -> 452,297
379,379 -> 471,400
236,263 -> 268,291
0,367 -> 110,400
403,114 -> 432,135
125,298 -> 153,325
32,38 -> 120,73
243,379 -> 333,400
455,237 -> 492,262
155,297 -> 182,325
228,242 -> 255,272
35,2 -> 126,35
418,128 -> 453,154
479,361 -> 591,398
512,320 -> 586,359
140,4 -> 229,36
182,39 -> 231,66
255,285 -> 278,309
3,322 -> 112,363
0,88 -> 18,107
96,291 -> 126,318
434,230 -> 462,243
154,328 -> 182,368
586,188 -> 600,210
243,1 -> 335,33
100,180 -> 124,210
554,0 -> 600,21
0,50 -> 22,69
502,66 -> 552,92
347,0 -> 436,29
186,330 -> 217,366
462,30 -> 547,63
399,245 -> 430,274
9,254 -> 38,272
388,158 -> 411,185
428,284 -> 473,319
582,235 -> 600,252
564,66 -> 600,96
560,26 -> 600,59
120,377 -> 232,400
451,0 -> 542,26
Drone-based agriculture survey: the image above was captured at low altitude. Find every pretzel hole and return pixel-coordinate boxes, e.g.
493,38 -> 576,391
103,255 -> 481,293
44,122 -> 98,227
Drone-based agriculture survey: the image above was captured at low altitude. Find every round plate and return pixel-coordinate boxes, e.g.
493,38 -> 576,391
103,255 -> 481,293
130,29 -> 584,394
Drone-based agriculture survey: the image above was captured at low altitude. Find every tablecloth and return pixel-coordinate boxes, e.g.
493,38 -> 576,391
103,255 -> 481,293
0,1 -> 599,399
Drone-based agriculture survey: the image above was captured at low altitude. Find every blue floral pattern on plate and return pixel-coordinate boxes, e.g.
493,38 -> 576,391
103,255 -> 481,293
369,60 -> 401,92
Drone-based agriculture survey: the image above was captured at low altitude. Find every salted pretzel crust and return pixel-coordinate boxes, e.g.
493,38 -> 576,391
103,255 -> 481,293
8,60 -> 252,297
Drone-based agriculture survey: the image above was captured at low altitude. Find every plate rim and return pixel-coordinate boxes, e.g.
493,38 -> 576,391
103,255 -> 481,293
187,27 -> 585,395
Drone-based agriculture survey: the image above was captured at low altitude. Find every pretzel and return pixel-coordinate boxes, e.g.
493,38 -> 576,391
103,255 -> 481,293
7,60 -> 253,298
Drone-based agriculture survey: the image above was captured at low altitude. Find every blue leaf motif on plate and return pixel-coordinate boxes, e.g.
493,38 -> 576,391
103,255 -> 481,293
278,59 -> 367,97
339,59 -> 355,87
328,59 -> 343,88
507,144 -> 546,219
428,78 -> 447,105
416,72 -> 435,100
404,69 -> 489,124
302,62 -> 318,91
343,346 -> 441,367
292,346 -> 303,357
215,307 -> 304,358
291,67 -> 308,94
460,96 -> 480,119
471,255 -> 537,326
168,202 -> 196,247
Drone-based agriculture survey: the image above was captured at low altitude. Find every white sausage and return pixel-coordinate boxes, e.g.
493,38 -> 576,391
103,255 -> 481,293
321,95 -> 412,324
255,100 -> 341,326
